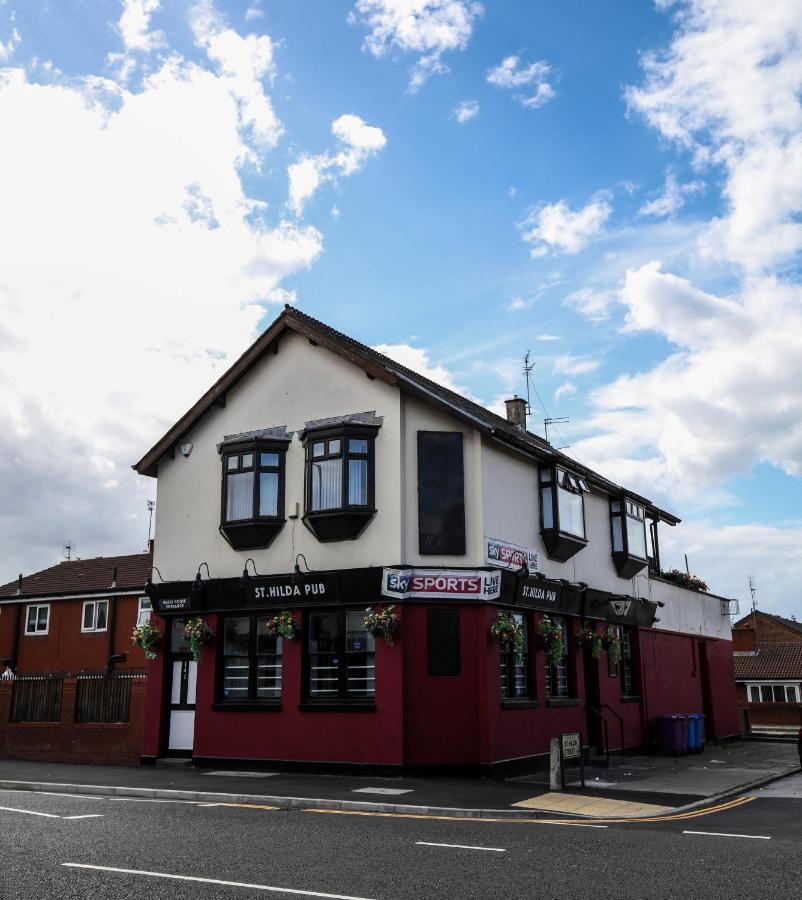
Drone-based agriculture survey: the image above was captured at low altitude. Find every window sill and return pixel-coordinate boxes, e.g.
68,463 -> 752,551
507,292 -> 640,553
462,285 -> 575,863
501,699 -> 540,710
298,701 -> 376,713
211,702 -> 282,712
219,519 -> 285,551
545,697 -> 580,708
620,694 -> 641,704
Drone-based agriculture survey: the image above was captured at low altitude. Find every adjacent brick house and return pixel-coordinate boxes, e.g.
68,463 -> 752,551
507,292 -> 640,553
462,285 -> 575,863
733,611 -> 802,729
0,550 -> 152,763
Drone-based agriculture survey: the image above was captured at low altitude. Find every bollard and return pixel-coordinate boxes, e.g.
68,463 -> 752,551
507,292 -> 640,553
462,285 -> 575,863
550,737 -> 562,791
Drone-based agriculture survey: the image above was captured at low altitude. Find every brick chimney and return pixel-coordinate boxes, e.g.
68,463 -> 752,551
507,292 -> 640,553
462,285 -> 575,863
505,396 -> 527,431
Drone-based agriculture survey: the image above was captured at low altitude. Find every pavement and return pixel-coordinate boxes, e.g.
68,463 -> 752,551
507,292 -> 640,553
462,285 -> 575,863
0,738 -> 797,821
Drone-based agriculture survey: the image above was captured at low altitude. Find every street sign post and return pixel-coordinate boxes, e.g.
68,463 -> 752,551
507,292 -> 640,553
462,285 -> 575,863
560,731 -> 585,789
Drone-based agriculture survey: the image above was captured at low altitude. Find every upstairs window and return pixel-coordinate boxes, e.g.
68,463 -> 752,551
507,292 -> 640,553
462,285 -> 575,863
610,497 -> 649,578
219,435 -> 290,551
136,597 -> 152,627
302,421 -> 379,542
81,600 -> 108,633
539,466 -> 589,562
24,604 -> 50,636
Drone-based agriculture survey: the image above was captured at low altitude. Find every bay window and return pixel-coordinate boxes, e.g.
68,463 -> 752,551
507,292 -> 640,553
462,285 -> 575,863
302,422 -> 378,542
218,615 -> 282,705
610,497 -> 649,578
539,465 -> 588,562
219,435 -> 290,550
305,609 -> 375,704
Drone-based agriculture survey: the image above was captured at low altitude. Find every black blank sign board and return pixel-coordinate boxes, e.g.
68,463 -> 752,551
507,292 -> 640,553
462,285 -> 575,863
428,608 -> 460,676
417,431 -> 465,555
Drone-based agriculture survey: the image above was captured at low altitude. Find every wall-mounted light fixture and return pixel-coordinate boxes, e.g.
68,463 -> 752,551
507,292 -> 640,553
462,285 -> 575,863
240,558 -> 262,588
192,562 -> 211,593
292,553 -> 311,586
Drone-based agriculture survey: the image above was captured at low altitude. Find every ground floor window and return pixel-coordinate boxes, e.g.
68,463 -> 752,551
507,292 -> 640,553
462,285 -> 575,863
620,626 -> 636,695
748,683 -> 799,704
500,612 -> 530,699
307,609 -> 375,699
220,615 -> 282,702
545,616 -> 569,698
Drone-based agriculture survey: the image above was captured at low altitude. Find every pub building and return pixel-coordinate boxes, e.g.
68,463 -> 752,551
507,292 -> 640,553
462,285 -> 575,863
134,306 -> 739,773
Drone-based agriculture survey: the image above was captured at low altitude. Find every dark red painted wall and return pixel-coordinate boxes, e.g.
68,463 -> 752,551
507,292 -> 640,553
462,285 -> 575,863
0,596 -> 148,674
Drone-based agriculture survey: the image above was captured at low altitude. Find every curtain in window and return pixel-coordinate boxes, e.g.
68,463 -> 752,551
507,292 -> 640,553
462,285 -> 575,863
626,515 -> 647,558
557,486 -> 584,537
311,459 -> 341,511
226,471 -> 253,521
348,459 -> 368,505
259,472 -> 278,517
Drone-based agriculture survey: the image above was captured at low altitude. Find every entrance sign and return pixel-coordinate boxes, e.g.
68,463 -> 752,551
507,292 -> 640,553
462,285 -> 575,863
153,596 -> 197,615
484,536 -> 538,573
381,568 -> 502,601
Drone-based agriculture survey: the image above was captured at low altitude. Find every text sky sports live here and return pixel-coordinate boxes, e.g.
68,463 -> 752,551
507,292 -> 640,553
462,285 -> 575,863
381,569 -> 502,600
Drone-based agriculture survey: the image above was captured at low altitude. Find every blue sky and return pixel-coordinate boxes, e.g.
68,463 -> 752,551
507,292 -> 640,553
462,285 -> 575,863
1,1 -> 801,616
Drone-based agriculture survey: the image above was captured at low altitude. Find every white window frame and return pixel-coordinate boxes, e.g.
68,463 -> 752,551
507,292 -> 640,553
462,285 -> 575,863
81,599 -> 109,633
24,604 -> 50,636
745,681 -> 801,704
136,597 -> 152,627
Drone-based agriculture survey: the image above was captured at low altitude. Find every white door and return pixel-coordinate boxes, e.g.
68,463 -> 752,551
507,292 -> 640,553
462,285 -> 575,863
168,658 -> 197,752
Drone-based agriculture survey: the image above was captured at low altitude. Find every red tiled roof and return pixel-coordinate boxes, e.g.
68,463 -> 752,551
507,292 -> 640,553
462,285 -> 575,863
733,610 -> 802,637
0,551 -> 152,600
734,643 -> 802,680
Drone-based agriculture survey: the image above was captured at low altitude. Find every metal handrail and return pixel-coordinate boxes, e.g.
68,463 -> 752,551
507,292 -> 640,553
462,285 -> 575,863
600,703 -> 625,754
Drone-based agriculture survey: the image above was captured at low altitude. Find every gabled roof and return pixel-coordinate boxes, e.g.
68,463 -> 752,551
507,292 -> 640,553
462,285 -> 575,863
733,610 -> 802,637
0,551 -> 152,601
132,306 -> 680,524
734,642 -> 802,680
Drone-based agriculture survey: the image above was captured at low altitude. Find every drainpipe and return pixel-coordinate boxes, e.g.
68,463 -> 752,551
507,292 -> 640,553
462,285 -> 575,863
106,567 -> 126,672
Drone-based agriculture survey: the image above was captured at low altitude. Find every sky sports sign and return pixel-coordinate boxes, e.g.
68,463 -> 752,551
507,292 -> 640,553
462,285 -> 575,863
381,569 -> 502,601
484,536 -> 538,572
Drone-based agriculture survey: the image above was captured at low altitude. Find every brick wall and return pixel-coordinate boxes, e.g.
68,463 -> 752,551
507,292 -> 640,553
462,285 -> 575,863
0,677 -> 146,765
734,613 -> 802,644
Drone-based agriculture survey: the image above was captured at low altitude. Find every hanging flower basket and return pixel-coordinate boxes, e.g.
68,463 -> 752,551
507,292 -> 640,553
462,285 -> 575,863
536,616 -> 565,669
264,610 -> 299,640
183,617 -> 213,663
575,621 -> 602,659
132,621 -> 161,661
490,610 -> 525,657
602,626 -> 622,667
364,605 -> 399,646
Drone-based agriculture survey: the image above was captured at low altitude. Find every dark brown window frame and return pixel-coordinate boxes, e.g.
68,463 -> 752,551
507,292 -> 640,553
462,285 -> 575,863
538,465 -> 589,563
218,436 -> 290,551
301,423 -> 378,542
610,495 -> 649,579
499,610 -> 534,704
214,613 -> 283,711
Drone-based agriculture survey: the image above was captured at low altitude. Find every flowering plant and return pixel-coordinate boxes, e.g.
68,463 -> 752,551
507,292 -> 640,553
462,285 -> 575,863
602,626 -> 622,667
660,569 -> 709,592
490,610 -> 525,657
575,622 -> 602,659
536,616 -> 565,669
132,621 -> 161,660
364,605 -> 399,646
183,617 -> 213,662
264,610 -> 299,640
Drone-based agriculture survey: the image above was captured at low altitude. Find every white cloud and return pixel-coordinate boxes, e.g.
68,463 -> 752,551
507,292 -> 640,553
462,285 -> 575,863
553,354 -> 600,376
638,170 -> 703,218
288,113 -> 386,216
625,0 -> 802,270
487,55 -> 554,108
519,193 -> 612,257
349,0 -> 484,92
372,342 -> 466,393
564,286 -> 616,322
506,295 -> 531,312
0,25 -> 19,62
0,3 -> 332,583
107,0 -> 165,80
245,3 -> 263,20
537,334 -> 560,341
453,99 -> 478,123
554,381 -> 576,403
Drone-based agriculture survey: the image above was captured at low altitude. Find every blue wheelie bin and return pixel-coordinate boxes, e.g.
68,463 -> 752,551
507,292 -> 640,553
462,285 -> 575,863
689,713 -> 705,753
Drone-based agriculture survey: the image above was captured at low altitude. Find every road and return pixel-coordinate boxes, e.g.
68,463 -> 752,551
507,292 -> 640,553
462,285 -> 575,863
1,775 -> 800,900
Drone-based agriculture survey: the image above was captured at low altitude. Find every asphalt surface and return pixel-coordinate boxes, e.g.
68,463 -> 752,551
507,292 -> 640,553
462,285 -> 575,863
1,775 -> 801,899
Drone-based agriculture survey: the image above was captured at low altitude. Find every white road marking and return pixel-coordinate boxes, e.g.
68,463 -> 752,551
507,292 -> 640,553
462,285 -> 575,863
0,805 -> 61,819
352,788 -> 413,796
543,822 -> 608,829
61,864 -> 378,899
0,789 -> 104,802
205,771 -> 278,778
683,830 -> 771,840
64,814 -> 105,820
415,841 -> 506,852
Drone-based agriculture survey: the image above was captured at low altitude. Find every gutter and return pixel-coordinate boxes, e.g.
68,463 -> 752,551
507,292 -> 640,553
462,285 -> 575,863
0,589 -> 144,606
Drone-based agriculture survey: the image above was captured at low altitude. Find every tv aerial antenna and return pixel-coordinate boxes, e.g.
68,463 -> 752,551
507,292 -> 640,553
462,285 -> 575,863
522,351 -> 535,417
146,500 -> 156,548
63,540 -> 75,561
